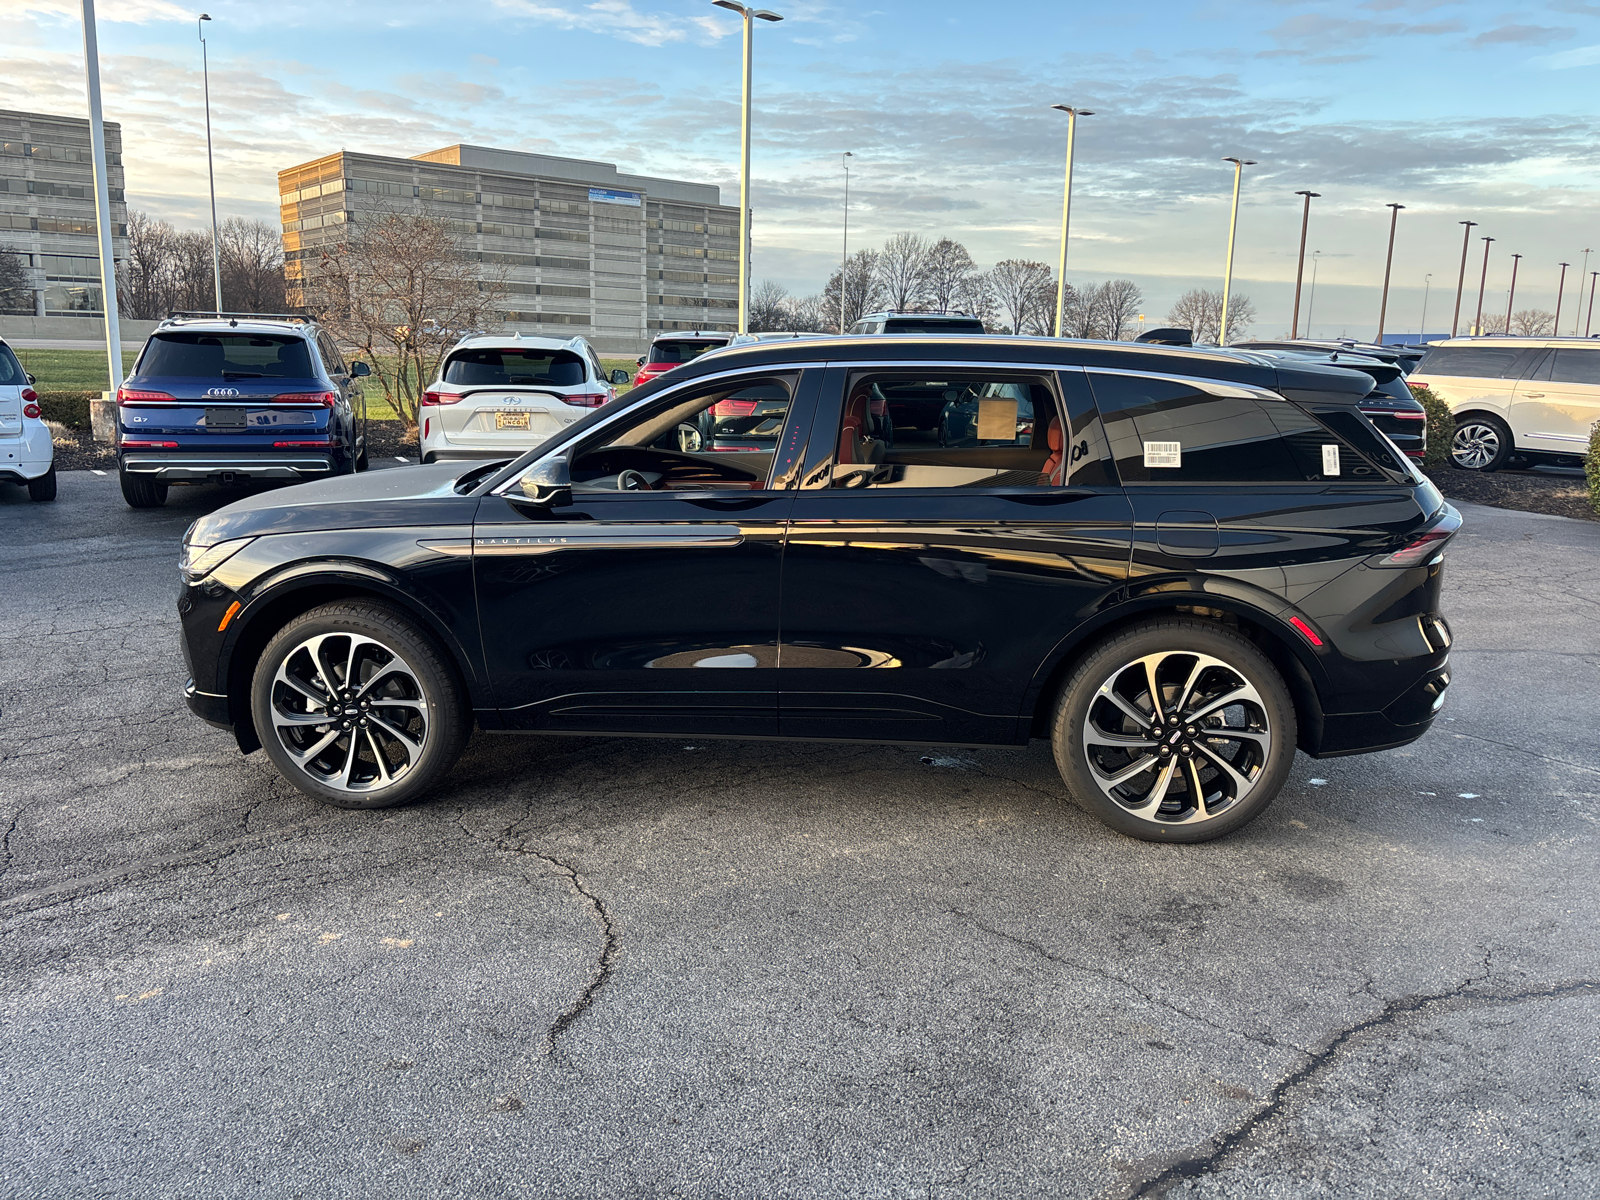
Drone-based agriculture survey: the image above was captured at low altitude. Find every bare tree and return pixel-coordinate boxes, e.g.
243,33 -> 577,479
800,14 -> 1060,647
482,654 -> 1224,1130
1167,287 -> 1255,344
0,246 -> 31,314
218,216 -> 286,313
823,249 -> 884,332
875,231 -> 931,312
1512,308 -> 1556,335
989,259 -> 1054,335
1097,279 -> 1143,340
922,237 -> 977,313
1060,282 -> 1095,338
783,293 -> 828,333
117,210 -> 176,319
958,270 -> 997,331
307,209 -> 507,427
749,278 -> 790,332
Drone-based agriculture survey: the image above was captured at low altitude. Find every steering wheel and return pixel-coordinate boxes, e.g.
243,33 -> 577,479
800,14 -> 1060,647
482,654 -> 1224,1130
617,469 -> 652,491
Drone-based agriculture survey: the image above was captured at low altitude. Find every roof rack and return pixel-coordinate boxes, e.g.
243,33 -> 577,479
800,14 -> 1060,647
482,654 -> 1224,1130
862,309 -> 976,318
160,311 -> 312,326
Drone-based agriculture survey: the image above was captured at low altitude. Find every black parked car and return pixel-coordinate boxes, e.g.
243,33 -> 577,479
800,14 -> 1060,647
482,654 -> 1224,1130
179,335 -> 1457,843
116,313 -> 371,508
1231,348 -> 1429,463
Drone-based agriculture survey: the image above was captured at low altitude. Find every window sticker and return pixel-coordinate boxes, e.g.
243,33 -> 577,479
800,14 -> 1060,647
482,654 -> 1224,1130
1143,441 -> 1181,468
976,398 -> 1018,441
1322,444 -> 1341,476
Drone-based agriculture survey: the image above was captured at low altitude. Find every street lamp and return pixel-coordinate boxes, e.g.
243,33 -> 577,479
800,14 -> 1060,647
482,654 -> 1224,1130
1419,272 -> 1433,338
1219,157 -> 1256,345
1290,190 -> 1318,339
711,0 -> 782,335
80,0 -> 123,390
1505,253 -> 1522,333
1305,250 -> 1322,339
1377,202 -> 1404,343
1050,105 -> 1094,338
1587,271 -> 1599,337
838,151 -> 852,332
1450,220 -> 1477,337
198,13 -> 221,312
1555,261 -> 1571,333
1576,248 -> 1593,334
1472,236 -> 1494,335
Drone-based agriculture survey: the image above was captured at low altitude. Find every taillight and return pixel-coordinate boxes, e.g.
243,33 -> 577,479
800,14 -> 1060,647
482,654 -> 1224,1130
117,387 -> 175,405
120,438 -> 179,449
713,398 -> 758,416
420,390 -> 460,406
21,388 -> 40,419
1374,508 -> 1463,568
275,391 -> 338,408
564,393 -> 608,409
273,439 -> 331,447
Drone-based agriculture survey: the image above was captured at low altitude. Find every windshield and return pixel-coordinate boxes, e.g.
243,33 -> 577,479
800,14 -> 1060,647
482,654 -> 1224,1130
443,348 -> 585,387
139,332 -> 315,379
883,318 -> 986,334
649,339 -> 722,364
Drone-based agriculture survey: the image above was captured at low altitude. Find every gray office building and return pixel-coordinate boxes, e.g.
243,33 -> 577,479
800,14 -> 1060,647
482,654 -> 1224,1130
280,144 -> 740,354
0,109 -> 128,317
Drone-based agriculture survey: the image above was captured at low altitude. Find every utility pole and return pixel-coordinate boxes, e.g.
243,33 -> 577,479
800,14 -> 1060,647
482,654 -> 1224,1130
1576,249 -> 1592,334
1472,236 -> 1494,335
1290,190 -> 1318,338
1050,105 -> 1094,338
1219,157 -> 1256,345
1377,202 -> 1404,342
1419,273 -> 1433,339
199,14 -> 222,312
80,0 -> 122,391
1450,220 -> 1477,338
1588,271 -> 1599,338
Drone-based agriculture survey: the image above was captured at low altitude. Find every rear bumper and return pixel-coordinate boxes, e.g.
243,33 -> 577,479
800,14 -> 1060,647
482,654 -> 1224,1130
1309,661 -> 1451,758
121,453 -> 332,480
424,446 -> 528,461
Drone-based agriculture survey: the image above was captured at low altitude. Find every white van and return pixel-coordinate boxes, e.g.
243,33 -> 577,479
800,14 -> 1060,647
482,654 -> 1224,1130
0,338 -> 55,501
1408,337 -> 1600,471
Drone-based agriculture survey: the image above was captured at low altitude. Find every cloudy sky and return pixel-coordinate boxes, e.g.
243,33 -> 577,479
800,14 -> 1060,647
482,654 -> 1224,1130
12,0 -> 1600,338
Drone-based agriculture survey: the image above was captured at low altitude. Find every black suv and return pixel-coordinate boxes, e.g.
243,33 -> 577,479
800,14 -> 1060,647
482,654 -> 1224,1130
178,335 -> 1457,843
116,313 -> 371,508
849,311 -> 988,335
1233,347 -> 1428,463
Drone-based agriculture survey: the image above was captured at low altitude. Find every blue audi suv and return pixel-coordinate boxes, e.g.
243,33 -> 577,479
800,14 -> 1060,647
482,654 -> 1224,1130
116,313 -> 371,508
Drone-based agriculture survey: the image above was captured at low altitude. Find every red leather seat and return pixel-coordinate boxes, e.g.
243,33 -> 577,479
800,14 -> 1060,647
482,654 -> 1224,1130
1042,416 -> 1065,485
839,390 -> 883,466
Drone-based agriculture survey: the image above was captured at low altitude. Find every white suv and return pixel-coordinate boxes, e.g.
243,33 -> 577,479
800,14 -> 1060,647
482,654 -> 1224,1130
0,338 -> 55,502
418,334 -> 628,463
1409,336 -> 1600,471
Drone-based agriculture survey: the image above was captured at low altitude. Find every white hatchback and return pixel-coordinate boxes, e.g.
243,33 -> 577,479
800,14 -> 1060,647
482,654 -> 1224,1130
418,334 -> 627,463
0,338 -> 55,502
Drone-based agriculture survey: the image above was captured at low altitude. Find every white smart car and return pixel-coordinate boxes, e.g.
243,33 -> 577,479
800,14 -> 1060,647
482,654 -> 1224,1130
418,334 -> 629,463
0,337 -> 55,502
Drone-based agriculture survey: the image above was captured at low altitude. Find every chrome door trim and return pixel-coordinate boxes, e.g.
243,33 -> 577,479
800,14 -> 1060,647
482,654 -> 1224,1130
469,524 -> 745,555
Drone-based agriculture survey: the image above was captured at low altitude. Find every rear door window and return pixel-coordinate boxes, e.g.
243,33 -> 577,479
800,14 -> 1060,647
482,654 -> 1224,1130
1546,349 -> 1600,386
443,348 -> 586,387
1418,345 -> 1542,379
139,333 -> 315,379
649,340 -> 720,365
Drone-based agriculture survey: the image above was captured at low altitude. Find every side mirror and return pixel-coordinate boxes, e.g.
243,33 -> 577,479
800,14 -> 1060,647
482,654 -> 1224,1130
25,372 -> 36,385
610,369 -> 631,385
350,361 -> 372,378
517,455 -> 571,508
636,356 -> 646,367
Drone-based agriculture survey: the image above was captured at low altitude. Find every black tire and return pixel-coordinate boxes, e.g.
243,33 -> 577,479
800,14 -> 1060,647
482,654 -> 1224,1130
250,601 -> 470,810
356,439 -> 369,472
1052,618 -> 1297,843
421,451 -> 436,465
27,465 -> 57,502
1450,413 -> 1514,472
119,468 -> 168,508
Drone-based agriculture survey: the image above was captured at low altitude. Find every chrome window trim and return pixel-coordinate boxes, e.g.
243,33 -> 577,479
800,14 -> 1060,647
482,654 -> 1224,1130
1084,366 -> 1284,402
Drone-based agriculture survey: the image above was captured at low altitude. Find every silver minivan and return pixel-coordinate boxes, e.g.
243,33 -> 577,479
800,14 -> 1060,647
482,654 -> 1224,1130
0,338 -> 55,501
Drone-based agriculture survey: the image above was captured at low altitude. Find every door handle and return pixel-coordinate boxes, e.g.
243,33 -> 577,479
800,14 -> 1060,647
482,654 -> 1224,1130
1522,392 -> 1544,398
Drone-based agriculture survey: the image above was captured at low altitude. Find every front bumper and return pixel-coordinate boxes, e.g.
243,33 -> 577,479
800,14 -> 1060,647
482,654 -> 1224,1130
184,677 -> 232,729
121,453 -> 332,481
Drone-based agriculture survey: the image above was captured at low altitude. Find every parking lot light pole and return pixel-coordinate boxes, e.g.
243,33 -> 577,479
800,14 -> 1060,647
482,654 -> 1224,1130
198,14 -> 221,313
712,0 -> 782,335
1305,249 -> 1322,339
1377,202 -> 1404,343
1290,190 -> 1318,338
1554,262 -> 1570,334
1472,236 -> 1494,335
1505,253 -> 1521,333
1419,273 -> 1432,338
1587,271 -> 1598,337
1575,248 -> 1592,334
1450,220 -> 1477,338
839,151 -> 852,332
1050,105 -> 1094,338
1219,157 -> 1256,345
80,0 -> 123,391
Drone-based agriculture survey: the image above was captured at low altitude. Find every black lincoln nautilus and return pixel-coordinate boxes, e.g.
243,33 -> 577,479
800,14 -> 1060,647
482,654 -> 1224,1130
179,335 -> 1457,843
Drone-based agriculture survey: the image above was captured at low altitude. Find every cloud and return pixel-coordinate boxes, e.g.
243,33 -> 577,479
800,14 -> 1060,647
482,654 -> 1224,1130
490,0 -> 733,44
18,0 -> 190,21
1537,41 -> 1600,67
1467,23 -> 1575,46
1256,13 -> 1465,62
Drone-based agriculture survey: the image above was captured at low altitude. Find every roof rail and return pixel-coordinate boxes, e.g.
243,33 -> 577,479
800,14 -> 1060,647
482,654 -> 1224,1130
160,311 -> 312,325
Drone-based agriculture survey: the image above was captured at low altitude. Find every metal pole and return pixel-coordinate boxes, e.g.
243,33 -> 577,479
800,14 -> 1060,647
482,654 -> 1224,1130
80,0 -> 122,391
1291,190 -> 1317,338
1377,202 -> 1404,342
1575,249 -> 1592,334
1219,157 -> 1253,345
1554,262 -> 1569,334
736,9 -> 751,334
199,14 -> 221,312
840,151 -> 851,333
1505,254 -> 1521,333
1419,273 -> 1432,339
1472,236 -> 1493,335
1588,271 -> 1598,338
1050,106 -> 1093,338
1450,220 -> 1476,337
1306,251 -> 1321,339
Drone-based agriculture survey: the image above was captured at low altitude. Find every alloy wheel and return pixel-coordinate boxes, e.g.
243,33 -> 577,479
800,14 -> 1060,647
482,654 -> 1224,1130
269,632 -> 430,793
1451,421 -> 1501,470
1080,650 -> 1272,826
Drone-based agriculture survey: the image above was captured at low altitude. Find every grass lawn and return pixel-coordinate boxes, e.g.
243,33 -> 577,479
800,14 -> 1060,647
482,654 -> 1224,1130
18,347 -> 639,420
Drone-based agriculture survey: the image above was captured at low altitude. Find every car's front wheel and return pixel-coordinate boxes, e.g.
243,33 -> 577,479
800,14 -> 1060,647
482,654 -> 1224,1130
1052,618 -> 1296,843
1451,414 -> 1513,471
250,602 -> 470,809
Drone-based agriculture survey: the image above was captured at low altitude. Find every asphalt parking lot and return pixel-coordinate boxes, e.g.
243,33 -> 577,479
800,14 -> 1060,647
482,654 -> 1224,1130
2,471 -> 1597,1198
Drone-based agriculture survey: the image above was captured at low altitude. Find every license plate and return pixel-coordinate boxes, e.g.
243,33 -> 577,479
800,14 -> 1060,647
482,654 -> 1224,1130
495,411 -> 530,430
205,407 -> 247,428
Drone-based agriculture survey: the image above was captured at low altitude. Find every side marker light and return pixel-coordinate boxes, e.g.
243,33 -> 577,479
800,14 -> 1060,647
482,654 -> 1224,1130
1288,616 -> 1324,647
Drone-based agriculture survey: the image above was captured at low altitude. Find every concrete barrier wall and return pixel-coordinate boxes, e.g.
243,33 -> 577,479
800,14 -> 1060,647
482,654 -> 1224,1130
0,315 -> 160,345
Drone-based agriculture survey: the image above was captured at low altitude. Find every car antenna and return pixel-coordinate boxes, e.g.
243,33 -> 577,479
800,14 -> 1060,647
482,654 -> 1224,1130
229,318 -> 238,327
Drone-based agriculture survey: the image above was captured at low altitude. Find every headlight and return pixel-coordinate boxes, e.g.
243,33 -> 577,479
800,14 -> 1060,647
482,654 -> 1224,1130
180,537 -> 256,582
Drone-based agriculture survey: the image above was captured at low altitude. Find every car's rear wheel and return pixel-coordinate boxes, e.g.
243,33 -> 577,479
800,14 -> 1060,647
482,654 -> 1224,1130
250,602 -> 470,810
1052,619 -> 1296,843
27,465 -> 56,502
119,468 -> 168,508
1451,414 -> 1513,472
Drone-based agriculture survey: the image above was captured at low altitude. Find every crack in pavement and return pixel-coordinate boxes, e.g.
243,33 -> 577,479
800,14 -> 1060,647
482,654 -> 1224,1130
1113,977 -> 1600,1199
1446,729 -> 1600,778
